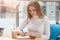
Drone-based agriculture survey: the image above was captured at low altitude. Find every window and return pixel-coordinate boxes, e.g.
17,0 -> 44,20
18,1 -> 60,24
0,0 -> 19,28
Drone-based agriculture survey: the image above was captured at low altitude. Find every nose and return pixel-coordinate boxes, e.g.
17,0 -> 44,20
31,11 -> 34,14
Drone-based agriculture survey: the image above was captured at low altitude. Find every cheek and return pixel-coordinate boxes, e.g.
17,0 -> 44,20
30,13 -> 33,15
35,11 -> 37,14
30,11 -> 37,15
34,11 -> 37,15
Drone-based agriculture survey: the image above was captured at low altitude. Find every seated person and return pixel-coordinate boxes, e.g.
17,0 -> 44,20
12,1 -> 50,40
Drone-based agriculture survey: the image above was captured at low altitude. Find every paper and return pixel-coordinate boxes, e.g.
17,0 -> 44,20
17,36 -> 29,38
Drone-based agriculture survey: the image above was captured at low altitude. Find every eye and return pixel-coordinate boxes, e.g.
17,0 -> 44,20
33,9 -> 36,12
29,10 -> 31,12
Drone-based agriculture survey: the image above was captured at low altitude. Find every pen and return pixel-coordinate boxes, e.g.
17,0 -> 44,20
21,29 -> 26,36
21,29 -> 24,32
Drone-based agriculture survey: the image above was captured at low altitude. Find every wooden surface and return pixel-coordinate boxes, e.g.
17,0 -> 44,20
2,33 -> 44,40
17,38 -> 44,40
1,30 -> 44,40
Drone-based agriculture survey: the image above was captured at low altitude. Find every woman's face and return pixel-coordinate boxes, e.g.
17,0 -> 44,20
28,6 -> 37,17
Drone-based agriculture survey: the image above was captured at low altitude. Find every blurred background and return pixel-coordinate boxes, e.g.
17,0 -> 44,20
0,0 -> 60,34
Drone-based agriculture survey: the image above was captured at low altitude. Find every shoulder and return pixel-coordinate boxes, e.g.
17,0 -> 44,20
44,16 -> 49,20
44,16 -> 50,21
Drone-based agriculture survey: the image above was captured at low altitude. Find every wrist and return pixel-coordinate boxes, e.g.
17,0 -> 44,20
36,34 -> 41,38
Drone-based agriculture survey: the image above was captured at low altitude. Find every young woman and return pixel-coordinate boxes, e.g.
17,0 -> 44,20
12,1 -> 50,40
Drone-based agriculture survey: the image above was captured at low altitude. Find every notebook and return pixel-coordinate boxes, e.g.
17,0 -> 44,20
17,36 -> 29,38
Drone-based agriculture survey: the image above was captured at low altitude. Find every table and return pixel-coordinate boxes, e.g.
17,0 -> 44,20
1,30 -> 44,40
17,38 -> 44,40
2,33 -> 44,40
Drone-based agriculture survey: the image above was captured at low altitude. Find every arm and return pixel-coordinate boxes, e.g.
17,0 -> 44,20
16,17 -> 28,35
41,17 -> 50,40
12,17 -> 28,38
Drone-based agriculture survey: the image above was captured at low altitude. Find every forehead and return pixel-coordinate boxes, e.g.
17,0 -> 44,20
28,6 -> 36,10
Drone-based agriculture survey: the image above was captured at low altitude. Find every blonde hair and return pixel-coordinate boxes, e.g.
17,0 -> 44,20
27,1 -> 44,19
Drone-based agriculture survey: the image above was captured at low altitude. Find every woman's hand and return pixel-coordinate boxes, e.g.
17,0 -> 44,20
36,34 -> 41,38
24,32 -> 32,36
19,32 -> 25,36
24,32 -> 29,36
24,32 -> 41,38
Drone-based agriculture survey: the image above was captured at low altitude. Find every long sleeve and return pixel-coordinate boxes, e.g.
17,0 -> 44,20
17,17 -> 28,32
41,17 -> 50,40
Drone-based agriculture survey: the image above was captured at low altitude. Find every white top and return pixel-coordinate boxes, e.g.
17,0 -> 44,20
17,16 -> 50,40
